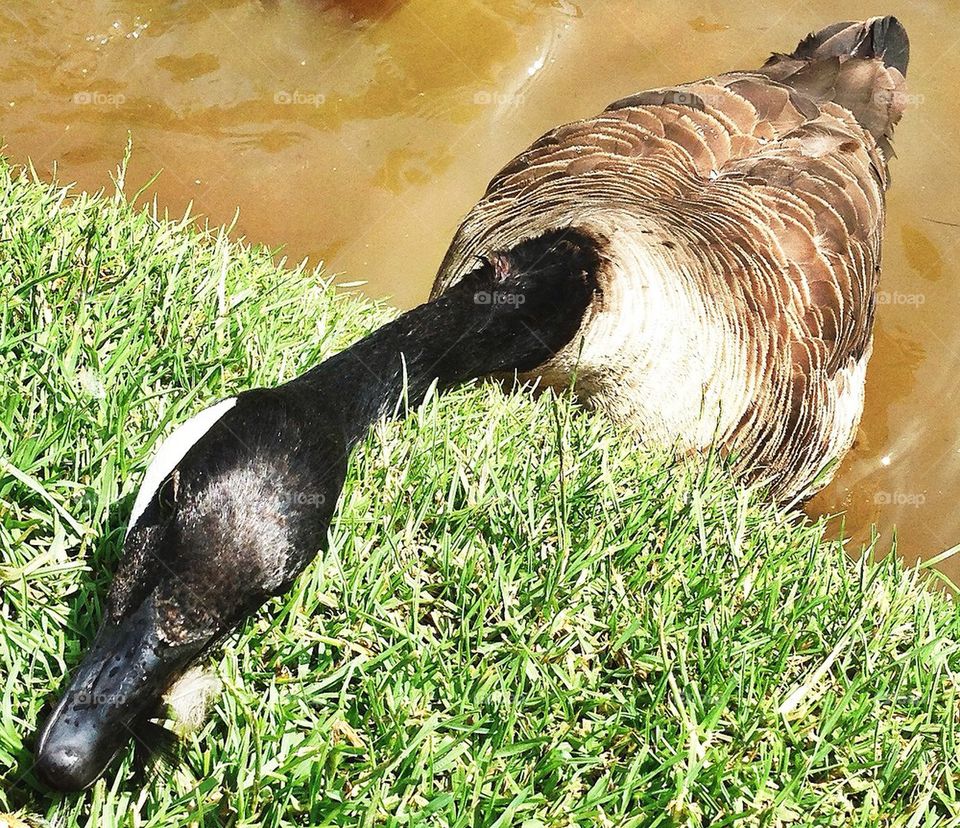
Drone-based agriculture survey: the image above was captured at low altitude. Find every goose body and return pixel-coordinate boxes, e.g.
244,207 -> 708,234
35,17 -> 908,790
433,16 -> 909,500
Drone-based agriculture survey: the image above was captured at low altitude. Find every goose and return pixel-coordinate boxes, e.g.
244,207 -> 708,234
35,16 -> 909,791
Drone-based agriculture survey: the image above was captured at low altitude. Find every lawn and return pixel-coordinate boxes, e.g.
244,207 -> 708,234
1,158 -> 959,827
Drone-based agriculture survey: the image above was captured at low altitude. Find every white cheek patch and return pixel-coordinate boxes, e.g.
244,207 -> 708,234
126,397 -> 238,536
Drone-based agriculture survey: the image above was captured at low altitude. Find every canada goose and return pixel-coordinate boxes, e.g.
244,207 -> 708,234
35,16 -> 908,791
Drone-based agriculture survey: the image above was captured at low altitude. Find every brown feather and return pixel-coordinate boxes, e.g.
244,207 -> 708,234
430,17 -> 909,501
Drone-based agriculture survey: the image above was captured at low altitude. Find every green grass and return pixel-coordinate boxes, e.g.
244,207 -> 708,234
1,157 -> 959,828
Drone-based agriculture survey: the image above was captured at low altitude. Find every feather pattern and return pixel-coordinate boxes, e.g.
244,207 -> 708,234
430,17 -> 908,501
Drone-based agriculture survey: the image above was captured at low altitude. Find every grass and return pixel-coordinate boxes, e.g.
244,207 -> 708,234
0,156 -> 959,828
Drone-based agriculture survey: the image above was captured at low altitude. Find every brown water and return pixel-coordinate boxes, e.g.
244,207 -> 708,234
2,1 -> 959,580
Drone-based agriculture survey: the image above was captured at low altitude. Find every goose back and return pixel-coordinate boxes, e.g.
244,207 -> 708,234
430,17 -> 909,501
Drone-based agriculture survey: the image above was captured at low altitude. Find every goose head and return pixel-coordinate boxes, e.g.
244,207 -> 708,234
34,227 -> 601,791
35,388 -> 347,790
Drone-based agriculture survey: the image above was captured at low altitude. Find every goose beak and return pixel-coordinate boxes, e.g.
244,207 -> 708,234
34,598 -> 202,791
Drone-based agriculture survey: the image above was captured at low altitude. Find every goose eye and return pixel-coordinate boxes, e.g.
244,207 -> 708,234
156,469 -> 181,514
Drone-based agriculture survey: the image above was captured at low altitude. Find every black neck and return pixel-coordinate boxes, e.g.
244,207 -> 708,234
290,229 -> 600,447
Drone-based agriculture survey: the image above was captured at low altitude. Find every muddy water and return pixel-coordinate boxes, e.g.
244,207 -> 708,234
2,1 -> 959,579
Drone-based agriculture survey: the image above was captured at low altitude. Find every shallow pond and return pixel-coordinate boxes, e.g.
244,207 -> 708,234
2,0 -> 958,579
